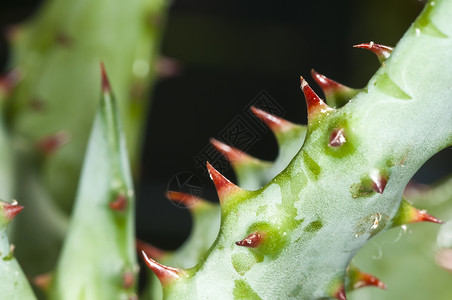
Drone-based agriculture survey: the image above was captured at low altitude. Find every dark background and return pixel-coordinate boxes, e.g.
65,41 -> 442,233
1,0 -> 450,252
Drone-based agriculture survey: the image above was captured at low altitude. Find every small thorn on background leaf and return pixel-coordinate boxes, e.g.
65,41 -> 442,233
100,62 -> 111,93
4,25 -> 21,43
329,128 -> 346,147
55,32 -> 72,48
37,131 -> 70,155
353,42 -> 393,63
109,194 -> 128,211
300,76 -> 331,119
235,232 -> 266,248
155,56 -> 182,78
33,273 -> 53,291
136,239 -> 166,260
29,97 -> 46,111
141,251 -> 184,285
166,191 -> 200,208
123,271 -> 135,289
1,200 -> 24,221
0,68 -> 23,95
206,161 -> 242,204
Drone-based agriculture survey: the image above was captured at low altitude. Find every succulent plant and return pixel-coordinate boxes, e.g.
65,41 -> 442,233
0,0 -> 451,299
140,0 -> 452,299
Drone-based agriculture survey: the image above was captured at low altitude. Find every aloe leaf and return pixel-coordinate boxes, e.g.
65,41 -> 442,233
49,66 -> 137,299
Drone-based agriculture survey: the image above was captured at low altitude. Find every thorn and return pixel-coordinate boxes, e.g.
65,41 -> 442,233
414,209 -> 443,224
100,62 -> 111,93
141,251 -> 184,285
370,169 -> 388,194
29,97 -> 46,111
55,32 -> 72,48
136,239 -> 166,260
353,42 -> 393,64
155,56 -> 182,78
123,271 -> 135,289
210,138 -> 255,166
250,106 -> 297,135
310,69 -> 358,108
4,25 -> 21,43
0,200 -> 24,221
300,76 -> 332,121
33,273 -> 53,291
393,199 -> 443,227
109,194 -> 128,211
166,191 -> 202,208
36,131 -> 70,155
329,128 -> 346,147
235,232 -> 266,248
206,161 -> 242,204
349,265 -> 387,290
0,68 -> 23,96
335,286 -> 347,300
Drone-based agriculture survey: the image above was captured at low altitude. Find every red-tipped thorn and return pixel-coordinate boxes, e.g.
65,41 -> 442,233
370,169 -> 388,194
335,286 -> 347,300
109,194 -> 128,211
33,273 -> 53,291
166,191 -> 201,208
136,239 -> 166,260
311,69 -> 350,96
1,201 -> 24,221
210,138 -> 253,166
353,42 -> 393,63
353,271 -> 387,290
412,208 -> 443,224
37,131 -> 70,155
155,56 -> 182,78
300,76 -> 332,120
393,199 -> 443,227
329,128 -> 346,147
206,161 -> 242,204
235,232 -> 266,248
100,62 -> 111,93
141,250 -> 184,285
250,106 -> 296,135
4,25 -> 21,43
0,68 -> 23,96
123,271 -> 135,289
